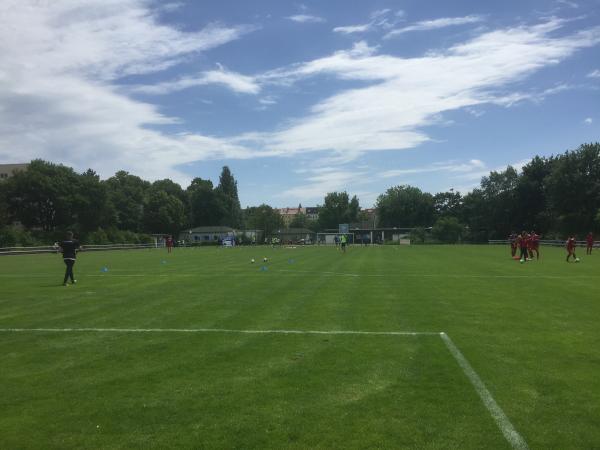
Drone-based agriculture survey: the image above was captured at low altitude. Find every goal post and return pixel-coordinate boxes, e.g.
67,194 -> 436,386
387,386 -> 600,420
316,233 -> 354,245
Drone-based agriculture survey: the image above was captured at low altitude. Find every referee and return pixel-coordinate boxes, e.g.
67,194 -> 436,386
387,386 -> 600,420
59,231 -> 81,286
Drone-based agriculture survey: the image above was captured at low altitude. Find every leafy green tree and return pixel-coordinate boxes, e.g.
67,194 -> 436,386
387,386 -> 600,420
546,143 -> 600,233
216,166 -> 242,228
151,179 -> 187,204
5,160 -> 80,231
460,189 -> 489,242
318,192 -> 360,229
478,166 -> 519,238
149,179 -> 188,227
105,171 -> 150,232
187,178 -> 225,226
433,190 -> 462,219
74,169 -> 116,232
514,156 -> 556,233
289,212 -> 307,229
244,204 -> 284,239
376,185 -> 434,227
431,217 -> 464,243
143,190 -> 185,236
0,181 -> 10,227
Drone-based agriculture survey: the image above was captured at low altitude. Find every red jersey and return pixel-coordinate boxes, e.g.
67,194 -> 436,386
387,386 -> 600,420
530,233 -> 539,248
566,238 -> 576,251
166,237 -> 173,247
587,234 -> 594,245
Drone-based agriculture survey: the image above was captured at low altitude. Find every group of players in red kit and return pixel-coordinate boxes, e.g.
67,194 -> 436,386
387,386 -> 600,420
509,231 -> 541,261
509,231 -> 595,262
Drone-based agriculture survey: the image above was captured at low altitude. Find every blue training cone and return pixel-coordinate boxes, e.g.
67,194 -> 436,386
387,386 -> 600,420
101,267 -> 109,273
260,266 -> 269,272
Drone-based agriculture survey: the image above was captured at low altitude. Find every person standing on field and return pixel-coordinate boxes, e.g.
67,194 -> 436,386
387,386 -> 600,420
586,232 -> 594,255
340,234 -> 347,253
566,236 -> 577,262
518,231 -> 529,262
59,231 -> 81,286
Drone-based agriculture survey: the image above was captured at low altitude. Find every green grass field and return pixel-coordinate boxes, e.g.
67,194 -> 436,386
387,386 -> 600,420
1,244 -> 599,449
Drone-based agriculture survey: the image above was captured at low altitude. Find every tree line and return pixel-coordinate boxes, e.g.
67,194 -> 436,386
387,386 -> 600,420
376,143 -> 600,242
0,142 -> 598,246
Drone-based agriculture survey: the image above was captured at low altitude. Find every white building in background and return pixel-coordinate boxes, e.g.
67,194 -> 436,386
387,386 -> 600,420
0,163 -> 28,181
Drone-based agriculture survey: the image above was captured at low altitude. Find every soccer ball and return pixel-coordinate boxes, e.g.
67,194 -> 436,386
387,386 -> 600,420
575,258 -> 580,263
251,258 -> 255,263
263,257 -> 268,262
519,259 -> 524,264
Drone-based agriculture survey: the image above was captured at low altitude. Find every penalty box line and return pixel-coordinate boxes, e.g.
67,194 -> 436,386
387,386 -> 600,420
0,327 -> 528,449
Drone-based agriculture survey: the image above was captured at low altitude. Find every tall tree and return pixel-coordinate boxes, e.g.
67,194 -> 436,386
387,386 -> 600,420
318,192 -> 360,229
105,171 -> 150,232
187,178 -> 225,226
433,190 -> 463,219
376,185 -> 434,227
74,169 -> 116,232
514,156 -> 556,233
477,166 -> 519,238
5,160 -> 80,231
546,143 -> 600,233
143,190 -> 185,236
244,204 -> 284,238
216,166 -> 242,228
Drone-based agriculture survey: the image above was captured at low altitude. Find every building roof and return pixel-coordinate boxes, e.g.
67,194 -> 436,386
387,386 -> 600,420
276,227 -> 314,234
185,226 -> 235,233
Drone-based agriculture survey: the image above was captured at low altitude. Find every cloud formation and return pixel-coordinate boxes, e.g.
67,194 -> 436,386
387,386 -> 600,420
385,15 -> 485,39
286,14 -> 325,24
1,1 -> 599,197
0,0 -> 256,183
241,20 -> 600,160
132,65 -> 260,95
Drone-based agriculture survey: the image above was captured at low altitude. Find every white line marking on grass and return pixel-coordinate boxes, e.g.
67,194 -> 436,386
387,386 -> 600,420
0,327 -> 439,336
440,332 -> 529,450
0,326 -> 528,448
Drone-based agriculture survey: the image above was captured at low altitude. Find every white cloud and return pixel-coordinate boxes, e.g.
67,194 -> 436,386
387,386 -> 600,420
556,0 -> 579,8
587,69 -> 600,78
0,0 -> 257,184
385,15 -> 485,39
286,14 -> 325,24
278,167 -> 367,201
584,117 -> 593,124
333,24 -> 372,34
242,19 -> 600,159
380,160 -> 486,178
333,9 -> 402,35
132,66 -> 260,95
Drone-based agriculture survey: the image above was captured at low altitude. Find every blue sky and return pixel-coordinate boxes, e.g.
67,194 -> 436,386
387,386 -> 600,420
1,0 -> 599,207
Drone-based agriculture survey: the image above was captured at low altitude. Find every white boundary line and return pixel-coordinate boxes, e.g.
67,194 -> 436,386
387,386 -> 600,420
0,327 -> 528,449
0,327 -> 436,336
440,332 -> 529,450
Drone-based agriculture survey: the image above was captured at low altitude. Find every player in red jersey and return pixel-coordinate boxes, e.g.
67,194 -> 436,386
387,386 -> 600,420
566,236 -> 578,262
518,231 -> 529,262
529,231 -> 540,260
166,235 -> 173,253
509,233 -> 517,257
586,232 -> 594,255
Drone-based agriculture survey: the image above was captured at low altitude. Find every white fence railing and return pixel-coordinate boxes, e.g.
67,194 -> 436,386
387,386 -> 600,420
489,239 -> 597,247
0,243 -> 156,256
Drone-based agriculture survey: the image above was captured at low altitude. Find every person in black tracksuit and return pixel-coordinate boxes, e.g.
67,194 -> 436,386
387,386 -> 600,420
59,231 -> 81,286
